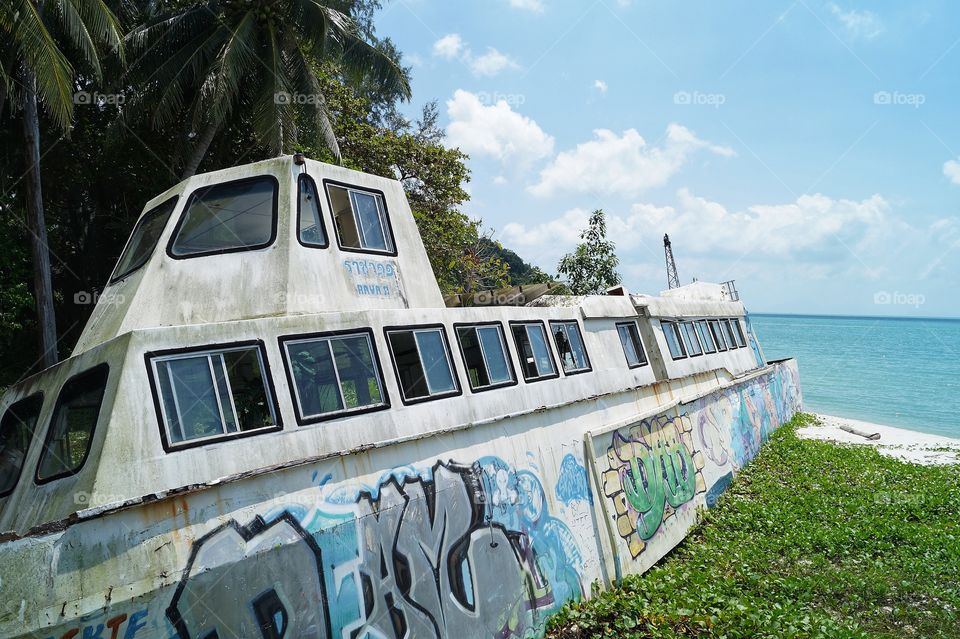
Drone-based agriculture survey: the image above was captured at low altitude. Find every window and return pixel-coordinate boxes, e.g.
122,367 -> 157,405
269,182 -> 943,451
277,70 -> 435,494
386,327 -> 459,402
150,344 -> 278,448
281,331 -> 387,422
722,319 -> 739,349
0,394 -> 43,496
732,319 -> 747,348
661,321 -> 687,360
111,197 -> 177,282
169,176 -> 278,258
680,321 -> 703,357
709,319 -> 728,351
550,321 -> 591,374
455,324 -> 515,391
617,322 -> 648,368
327,183 -> 395,253
695,320 -> 717,354
297,175 -> 327,247
511,322 -> 558,381
36,365 -> 109,483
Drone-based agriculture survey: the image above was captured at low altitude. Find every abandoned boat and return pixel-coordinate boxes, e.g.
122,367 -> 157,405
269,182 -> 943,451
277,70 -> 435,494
0,155 -> 801,639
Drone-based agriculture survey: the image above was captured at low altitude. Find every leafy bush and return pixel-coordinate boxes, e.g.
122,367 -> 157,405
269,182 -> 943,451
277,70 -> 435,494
547,413 -> 960,638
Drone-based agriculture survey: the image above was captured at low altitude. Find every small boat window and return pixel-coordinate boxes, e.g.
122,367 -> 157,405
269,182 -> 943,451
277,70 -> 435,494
281,331 -> 387,422
297,174 -> 328,247
111,197 -> 178,282
550,320 -> 591,374
455,324 -> 515,391
150,345 -> 278,448
696,320 -> 717,354
0,393 -> 43,496
511,322 -> 558,381
616,321 -> 648,368
169,176 -> 278,258
386,327 -> 459,402
722,319 -> 739,349
732,319 -> 748,348
680,321 -> 703,357
709,319 -> 728,351
36,364 -> 109,483
327,183 -> 395,254
661,321 -> 688,360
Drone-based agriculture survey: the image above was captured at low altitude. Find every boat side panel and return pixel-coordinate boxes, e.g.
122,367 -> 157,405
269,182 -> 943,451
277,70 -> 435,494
0,359 -> 801,639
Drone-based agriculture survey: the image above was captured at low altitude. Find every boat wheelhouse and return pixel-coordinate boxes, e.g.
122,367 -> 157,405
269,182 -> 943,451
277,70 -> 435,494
0,156 -> 800,639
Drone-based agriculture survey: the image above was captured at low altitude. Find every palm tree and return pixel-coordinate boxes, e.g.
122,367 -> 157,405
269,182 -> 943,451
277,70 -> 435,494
0,0 -> 123,368
125,0 -> 411,178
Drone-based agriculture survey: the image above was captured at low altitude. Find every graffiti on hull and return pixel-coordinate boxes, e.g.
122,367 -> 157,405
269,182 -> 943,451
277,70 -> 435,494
167,512 -> 329,639
168,458 -> 583,639
601,414 -> 706,559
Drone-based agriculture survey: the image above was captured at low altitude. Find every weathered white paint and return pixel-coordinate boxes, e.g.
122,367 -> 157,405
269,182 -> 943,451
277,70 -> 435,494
0,157 -> 801,639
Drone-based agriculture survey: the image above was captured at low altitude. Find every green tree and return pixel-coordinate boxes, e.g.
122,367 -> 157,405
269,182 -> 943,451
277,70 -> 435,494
0,0 -> 123,367
557,209 -> 622,295
124,0 -> 410,178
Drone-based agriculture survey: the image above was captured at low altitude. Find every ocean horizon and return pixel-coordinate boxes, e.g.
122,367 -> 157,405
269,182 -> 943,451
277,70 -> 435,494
750,312 -> 960,439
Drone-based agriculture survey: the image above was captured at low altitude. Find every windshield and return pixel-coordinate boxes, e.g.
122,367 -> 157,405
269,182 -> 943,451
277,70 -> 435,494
111,197 -> 178,282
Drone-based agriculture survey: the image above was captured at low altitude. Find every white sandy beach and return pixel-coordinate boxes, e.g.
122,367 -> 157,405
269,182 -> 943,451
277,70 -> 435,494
798,414 -> 960,465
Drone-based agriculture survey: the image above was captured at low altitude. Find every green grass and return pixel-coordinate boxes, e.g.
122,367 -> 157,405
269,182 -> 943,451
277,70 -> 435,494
547,413 -> 960,639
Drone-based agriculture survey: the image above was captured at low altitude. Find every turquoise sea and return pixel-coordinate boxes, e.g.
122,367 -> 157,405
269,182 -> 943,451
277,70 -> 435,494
749,314 -> 960,438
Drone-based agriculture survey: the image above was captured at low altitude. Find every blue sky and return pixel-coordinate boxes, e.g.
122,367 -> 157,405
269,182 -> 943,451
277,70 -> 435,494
376,0 -> 960,317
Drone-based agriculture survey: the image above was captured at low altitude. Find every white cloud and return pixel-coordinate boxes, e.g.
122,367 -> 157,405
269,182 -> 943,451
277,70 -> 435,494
446,89 -> 555,166
593,79 -> 608,94
432,34 -> 465,59
943,158 -> 960,184
470,48 -> 519,77
493,175 -> 508,185
830,4 -> 883,39
502,208 -> 591,249
528,124 -> 734,197
508,0 -> 544,13
432,36 -> 519,77
500,191 -> 893,269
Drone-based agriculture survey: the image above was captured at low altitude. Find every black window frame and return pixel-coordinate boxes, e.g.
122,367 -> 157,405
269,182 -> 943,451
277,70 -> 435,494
145,340 -> 283,453
324,179 -> 398,257
110,196 -> 179,283
35,363 -> 110,485
166,175 -> 280,260
616,321 -> 648,369
695,320 -> 717,354
295,173 -> 329,250
680,321 -> 703,357
453,322 -> 518,393
509,320 -> 560,383
384,324 -> 462,405
722,319 -> 739,349
661,321 -> 688,360
709,319 -> 729,351
278,328 -> 390,425
732,318 -> 748,348
0,392 -> 44,497
549,320 -> 593,376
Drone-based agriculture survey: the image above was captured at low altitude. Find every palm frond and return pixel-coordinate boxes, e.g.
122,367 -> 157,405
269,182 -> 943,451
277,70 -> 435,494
9,0 -> 75,129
